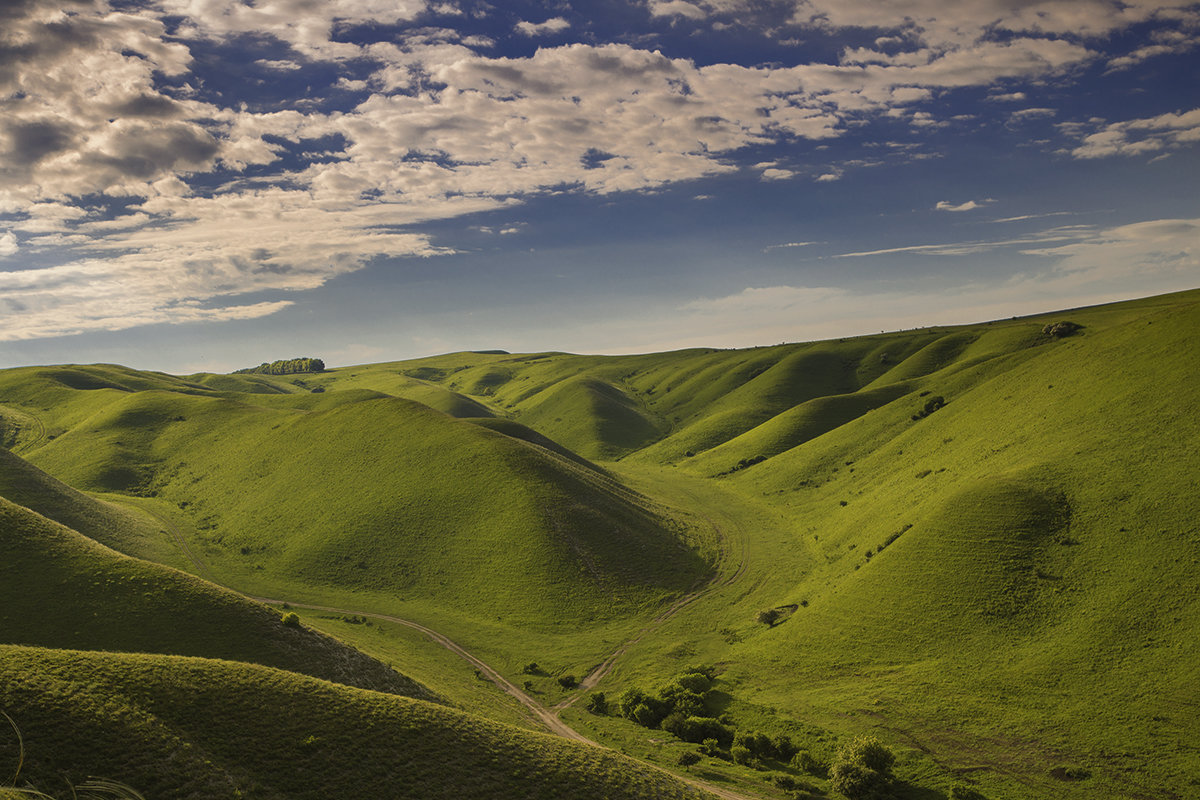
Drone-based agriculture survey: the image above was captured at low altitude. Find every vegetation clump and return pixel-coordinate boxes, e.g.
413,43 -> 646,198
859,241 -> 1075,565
828,736 -> 895,799
235,357 -> 326,375
911,396 -> 945,421
1042,321 -> 1082,338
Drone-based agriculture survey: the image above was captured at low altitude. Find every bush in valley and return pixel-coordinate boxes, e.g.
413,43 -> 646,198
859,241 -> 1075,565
584,692 -> 608,714
730,744 -> 754,766
677,751 -> 701,769
792,749 -> 825,776
235,357 -> 326,375
557,674 -> 578,690
619,668 -> 719,732
661,714 -> 733,747
281,612 -> 301,628
522,662 -> 542,675
828,736 -> 895,799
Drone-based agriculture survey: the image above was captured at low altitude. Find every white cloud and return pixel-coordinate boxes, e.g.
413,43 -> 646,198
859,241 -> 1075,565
764,241 -> 818,251
649,1 -> 709,20
255,59 -> 303,71
0,231 -> 17,258
936,199 -> 992,212
1070,107 -> 1200,159
514,17 -> 571,36
835,225 -> 1095,257
2,0 -> 1195,343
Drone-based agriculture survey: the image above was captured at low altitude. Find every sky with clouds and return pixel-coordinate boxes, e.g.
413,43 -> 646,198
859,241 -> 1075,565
1,0 -> 1197,372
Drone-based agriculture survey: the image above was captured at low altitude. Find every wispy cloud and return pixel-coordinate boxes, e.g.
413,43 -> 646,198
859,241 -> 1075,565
764,241 -> 819,252
834,225 -> 1095,258
935,199 -> 994,212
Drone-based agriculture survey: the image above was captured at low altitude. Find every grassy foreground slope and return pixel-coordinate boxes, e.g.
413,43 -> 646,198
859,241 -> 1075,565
0,484 -> 431,699
0,645 -> 708,800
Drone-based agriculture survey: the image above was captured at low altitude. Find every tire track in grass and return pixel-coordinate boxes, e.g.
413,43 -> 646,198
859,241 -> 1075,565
149,494 -> 762,800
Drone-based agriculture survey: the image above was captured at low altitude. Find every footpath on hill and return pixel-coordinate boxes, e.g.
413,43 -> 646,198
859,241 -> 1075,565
143,499 -> 762,800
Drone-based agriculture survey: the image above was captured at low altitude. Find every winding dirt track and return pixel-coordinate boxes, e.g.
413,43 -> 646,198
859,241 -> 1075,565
142,500 -> 760,800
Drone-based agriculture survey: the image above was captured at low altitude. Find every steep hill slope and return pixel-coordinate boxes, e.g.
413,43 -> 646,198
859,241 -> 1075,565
0,490 -> 431,699
0,645 -> 708,800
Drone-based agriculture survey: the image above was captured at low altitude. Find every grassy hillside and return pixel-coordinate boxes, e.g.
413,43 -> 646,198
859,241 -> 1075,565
13,382 -> 707,633
2,289 -> 1197,800
0,491 -> 431,699
0,645 -> 708,800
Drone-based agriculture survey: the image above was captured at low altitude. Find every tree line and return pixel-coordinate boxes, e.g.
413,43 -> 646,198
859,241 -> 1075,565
234,357 -> 325,375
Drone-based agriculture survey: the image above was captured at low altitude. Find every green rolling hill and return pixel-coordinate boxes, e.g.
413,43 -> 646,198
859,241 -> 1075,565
1,288 -> 1197,800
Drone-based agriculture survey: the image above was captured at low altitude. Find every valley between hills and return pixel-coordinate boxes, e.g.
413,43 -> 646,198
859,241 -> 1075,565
1,288 -> 1198,800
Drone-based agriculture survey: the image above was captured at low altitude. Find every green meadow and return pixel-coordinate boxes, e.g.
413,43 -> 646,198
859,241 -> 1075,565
1,288 -> 1197,799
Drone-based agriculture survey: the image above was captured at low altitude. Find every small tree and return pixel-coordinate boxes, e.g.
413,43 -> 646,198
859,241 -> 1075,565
281,612 -> 301,628
757,608 -> 781,627
584,692 -> 608,714
557,674 -> 578,690
522,662 -> 541,675
677,751 -> 701,770
828,736 -> 895,799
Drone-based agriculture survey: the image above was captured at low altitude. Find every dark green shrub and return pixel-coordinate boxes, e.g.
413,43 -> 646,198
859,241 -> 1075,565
828,760 -> 884,799
661,712 -> 690,739
757,608 -> 781,627
843,736 -> 894,773
735,730 -> 774,758
632,702 -> 663,728
557,674 -> 578,690
828,736 -> 895,799
699,738 -> 725,758
677,751 -> 701,769
584,692 -> 608,714
730,745 -> 754,766
522,662 -> 541,674
792,749 -> 824,776
774,734 -> 798,761
618,687 -> 647,719
281,612 -> 301,628
676,672 -> 711,693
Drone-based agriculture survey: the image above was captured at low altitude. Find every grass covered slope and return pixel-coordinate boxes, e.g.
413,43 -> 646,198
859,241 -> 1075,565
0,493 -> 432,699
21,388 -> 706,629
0,645 -> 709,800
686,292 -> 1200,797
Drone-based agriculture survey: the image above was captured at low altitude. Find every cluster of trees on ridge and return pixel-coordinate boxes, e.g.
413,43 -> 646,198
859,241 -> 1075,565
234,357 -> 325,375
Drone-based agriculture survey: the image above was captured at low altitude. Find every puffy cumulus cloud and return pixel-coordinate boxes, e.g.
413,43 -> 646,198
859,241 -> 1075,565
0,0 -> 213,205
791,0 -> 1198,48
0,231 -> 18,258
648,1 -> 709,20
159,0 -> 429,60
1070,108 -> 1200,159
514,17 -> 571,36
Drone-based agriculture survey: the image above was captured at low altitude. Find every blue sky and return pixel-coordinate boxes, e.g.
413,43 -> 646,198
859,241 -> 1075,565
0,0 -> 1197,372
